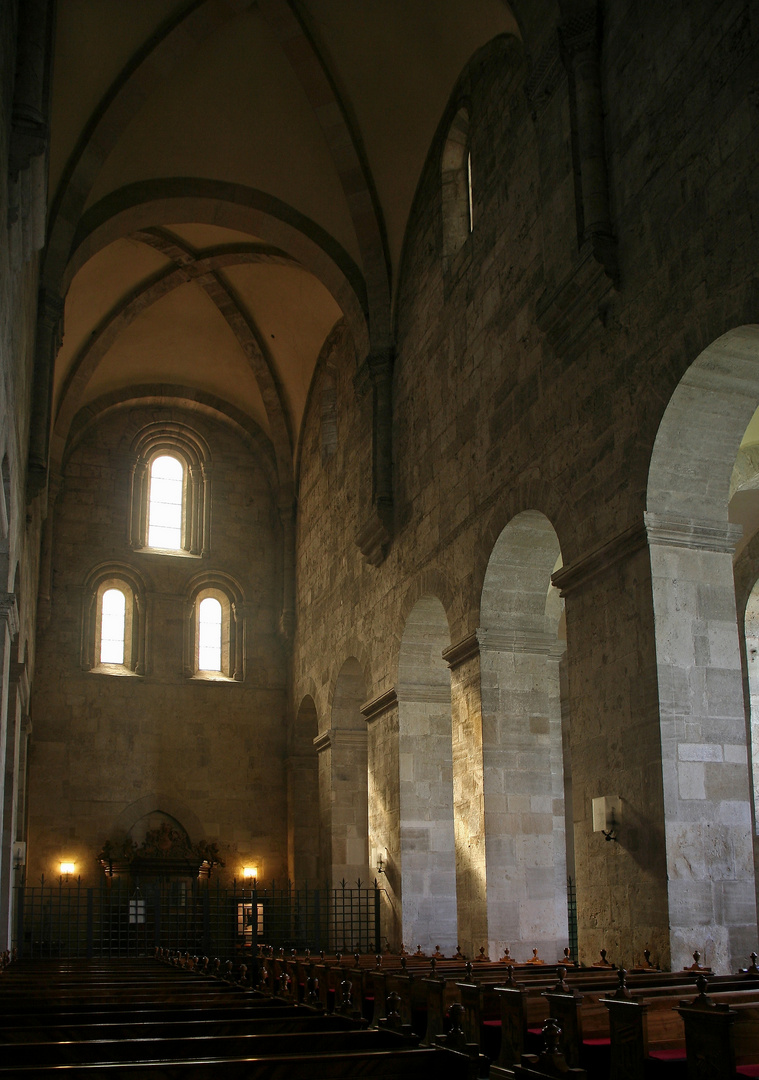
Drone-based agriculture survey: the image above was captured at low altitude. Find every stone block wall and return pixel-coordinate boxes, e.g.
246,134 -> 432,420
292,5 -> 759,968
27,406 -> 288,887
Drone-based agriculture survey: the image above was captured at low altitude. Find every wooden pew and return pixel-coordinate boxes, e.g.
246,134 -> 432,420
0,957 -> 476,1080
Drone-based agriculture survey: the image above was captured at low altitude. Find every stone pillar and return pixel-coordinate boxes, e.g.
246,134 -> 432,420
0,593 -> 19,949
286,753 -> 320,884
553,525 -> 670,971
443,633 -> 488,958
313,729 -> 369,889
646,513 -> 758,972
362,689 -> 401,951
478,626 -> 569,961
397,685 -> 457,955
0,656 -> 27,949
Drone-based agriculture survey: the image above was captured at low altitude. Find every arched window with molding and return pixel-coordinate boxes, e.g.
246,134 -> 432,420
186,575 -> 244,682
441,105 -> 473,261
129,424 -> 211,556
83,566 -> 147,675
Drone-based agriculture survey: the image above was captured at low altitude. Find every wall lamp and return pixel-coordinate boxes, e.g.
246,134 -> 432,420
242,866 -> 258,882
592,796 -> 621,843
376,854 -> 386,875
59,861 -> 76,880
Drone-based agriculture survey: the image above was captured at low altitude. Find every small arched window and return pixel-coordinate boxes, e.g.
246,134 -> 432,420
100,587 -> 126,663
198,595 -> 223,672
186,577 -> 244,682
85,570 -> 144,675
147,455 -> 184,550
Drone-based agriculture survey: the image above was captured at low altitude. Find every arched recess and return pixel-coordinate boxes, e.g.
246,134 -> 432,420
315,658 -> 369,889
397,597 -> 457,954
289,696 -> 320,884
646,325 -> 759,973
478,510 -> 569,961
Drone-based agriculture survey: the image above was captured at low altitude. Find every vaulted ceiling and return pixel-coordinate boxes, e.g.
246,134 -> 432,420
48,0 -> 519,486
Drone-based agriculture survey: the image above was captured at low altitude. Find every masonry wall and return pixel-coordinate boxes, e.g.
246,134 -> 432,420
27,406 -> 288,887
292,5 -> 759,968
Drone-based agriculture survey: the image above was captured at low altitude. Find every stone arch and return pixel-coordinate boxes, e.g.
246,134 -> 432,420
317,657 -> 369,889
477,509 -> 569,961
113,794 -> 206,844
646,324 -> 759,973
396,595 -> 457,954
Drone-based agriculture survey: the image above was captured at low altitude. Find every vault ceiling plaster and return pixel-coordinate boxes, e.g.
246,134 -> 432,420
83,283 -> 268,430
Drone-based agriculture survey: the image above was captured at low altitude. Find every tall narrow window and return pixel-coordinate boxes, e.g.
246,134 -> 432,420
100,588 -> 126,664
198,596 -> 222,672
148,455 -> 183,549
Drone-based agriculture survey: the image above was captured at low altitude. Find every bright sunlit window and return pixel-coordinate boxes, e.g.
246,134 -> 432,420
100,587 -> 126,664
198,596 -> 223,672
148,455 -> 183,549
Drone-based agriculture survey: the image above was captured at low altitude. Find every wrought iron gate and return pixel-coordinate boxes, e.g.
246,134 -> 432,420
13,877 -> 382,960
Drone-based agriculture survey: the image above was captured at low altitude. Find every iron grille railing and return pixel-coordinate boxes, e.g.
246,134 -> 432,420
567,875 -> 578,961
13,877 -> 382,960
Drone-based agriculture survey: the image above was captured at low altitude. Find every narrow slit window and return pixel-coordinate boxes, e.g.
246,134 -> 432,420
148,455 -> 183,549
100,588 -> 126,664
467,150 -> 474,232
198,596 -> 223,672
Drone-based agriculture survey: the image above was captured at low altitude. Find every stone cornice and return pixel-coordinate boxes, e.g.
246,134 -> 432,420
360,687 -> 398,723
552,521 -> 648,597
442,632 -> 480,670
644,513 -> 742,553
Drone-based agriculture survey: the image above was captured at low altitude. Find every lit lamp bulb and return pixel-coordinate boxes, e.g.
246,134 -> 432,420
242,866 -> 257,881
60,861 -> 75,878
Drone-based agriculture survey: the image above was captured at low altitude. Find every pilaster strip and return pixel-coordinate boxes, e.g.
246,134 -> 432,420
551,521 -> 648,597
360,687 -> 398,723
644,513 -> 742,553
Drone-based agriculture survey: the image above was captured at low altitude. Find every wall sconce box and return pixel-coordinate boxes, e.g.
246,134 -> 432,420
592,796 -> 621,836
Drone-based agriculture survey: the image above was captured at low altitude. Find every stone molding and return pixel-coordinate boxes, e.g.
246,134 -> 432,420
360,687 -> 398,723
313,729 -> 368,753
355,498 -> 393,567
21,713 -> 32,736
395,683 -> 451,704
552,520 -> 648,597
442,632 -> 480,670
477,626 -> 564,657
644,512 -> 742,554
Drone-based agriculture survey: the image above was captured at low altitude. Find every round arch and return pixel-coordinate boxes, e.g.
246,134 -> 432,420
645,324 -> 759,973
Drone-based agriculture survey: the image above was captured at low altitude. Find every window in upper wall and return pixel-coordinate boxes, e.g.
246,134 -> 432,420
100,587 -> 126,664
198,595 -> 223,672
442,106 -> 473,260
84,568 -> 145,675
129,424 -> 211,557
147,454 -> 184,550
186,576 -> 244,682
